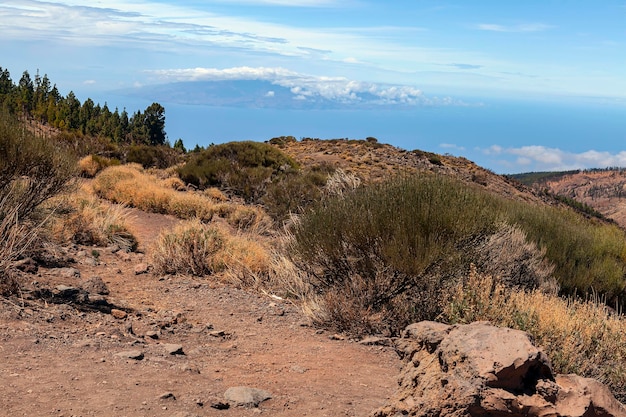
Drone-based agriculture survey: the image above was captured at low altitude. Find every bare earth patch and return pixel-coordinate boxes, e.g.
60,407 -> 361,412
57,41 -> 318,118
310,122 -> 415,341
0,208 -> 400,416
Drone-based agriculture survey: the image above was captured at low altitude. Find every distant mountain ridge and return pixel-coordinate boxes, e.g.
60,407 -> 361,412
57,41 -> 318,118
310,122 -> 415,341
120,79 -> 434,110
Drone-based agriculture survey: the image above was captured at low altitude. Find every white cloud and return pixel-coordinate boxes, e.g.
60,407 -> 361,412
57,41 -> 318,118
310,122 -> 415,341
83,79 -> 96,85
147,66 -> 475,107
476,23 -> 553,33
208,0 -> 342,6
483,145 -> 626,172
440,143 -> 466,151
265,90 -> 275,97
0,0 -> 499,82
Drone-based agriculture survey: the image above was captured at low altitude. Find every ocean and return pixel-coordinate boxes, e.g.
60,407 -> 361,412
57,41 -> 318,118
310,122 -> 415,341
98,94 -> 626,174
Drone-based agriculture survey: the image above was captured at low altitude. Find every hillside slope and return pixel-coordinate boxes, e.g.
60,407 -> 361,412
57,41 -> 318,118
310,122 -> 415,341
519,169 -> 626,228
277,138 -> 561,207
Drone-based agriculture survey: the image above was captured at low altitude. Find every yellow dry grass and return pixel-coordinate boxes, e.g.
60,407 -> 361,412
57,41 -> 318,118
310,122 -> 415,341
91,164 -> 272,232
151,219 -> 225,276
49,187 -> 137,251
150,219 -> 272,287
444,265 -> 626,401
218,233 -> 271,287
78,155 -> 101,178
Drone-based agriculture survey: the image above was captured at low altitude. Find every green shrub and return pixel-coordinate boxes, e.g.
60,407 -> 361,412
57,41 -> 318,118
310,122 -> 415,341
126,144 -> 180,169
178,141 -> 299,202
289,174 -> 499,334
263,166 -> 331,222
289,173 -> 626,335
268,135 -> 297,147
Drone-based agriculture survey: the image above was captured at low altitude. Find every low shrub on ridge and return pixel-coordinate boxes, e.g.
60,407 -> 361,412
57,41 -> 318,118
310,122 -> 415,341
289,173 -> 626,335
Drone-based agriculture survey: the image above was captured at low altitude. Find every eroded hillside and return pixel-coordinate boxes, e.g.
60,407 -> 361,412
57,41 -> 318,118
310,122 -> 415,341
522,169 -> 626,228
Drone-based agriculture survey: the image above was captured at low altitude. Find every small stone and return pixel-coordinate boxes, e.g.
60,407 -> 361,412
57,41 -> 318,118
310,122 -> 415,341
54,285 -> 79,298
111,309 -> 128,320
290,365 -> 308,374
15,258 -> 38,274
358,336 -> 392,346
158,392 -> 176,401
209,330 -> 226,337
180,363 -> 201,374
210,399 -> 231,410
145,330 -> 160,339
81,276 -> 109,295
107,244 -> 121,253
79,256 -> 98,266
73,339 -> 92,348
134,263 -> 150,275
329,334 -> 345,341
117,252 -> 132,262
224,386 -> 271,408
57,268 -> 81,278
163,344 -> 185,355
115,350 -> 144,360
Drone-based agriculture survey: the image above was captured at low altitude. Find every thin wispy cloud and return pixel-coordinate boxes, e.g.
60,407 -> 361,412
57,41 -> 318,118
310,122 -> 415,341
0,0 -> 495,80
449,63 -> 483,70
484,145 -> 626,172
209,0 -> 343,6
440,143 -> 466,151
476,23 -> 553,33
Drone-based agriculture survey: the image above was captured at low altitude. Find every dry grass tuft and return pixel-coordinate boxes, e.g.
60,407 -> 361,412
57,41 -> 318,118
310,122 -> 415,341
92,165 -> 214,221
444,265 -> 626,402
218,233 -> 272,287
151,220 -> 225,276
78,154 -> 119,178
92,165 -> 274,230
162,177 -> 187,191
151,219 -> 272,286
226,205 -> 274,235
204,187 -> 228,202
50,189 -> 137,251
0,202 -> 32,295
324,168 -> 361,197
472,223 -> 558,293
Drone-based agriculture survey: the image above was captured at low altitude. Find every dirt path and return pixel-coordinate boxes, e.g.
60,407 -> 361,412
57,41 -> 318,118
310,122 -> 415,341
0,208 -> 401,416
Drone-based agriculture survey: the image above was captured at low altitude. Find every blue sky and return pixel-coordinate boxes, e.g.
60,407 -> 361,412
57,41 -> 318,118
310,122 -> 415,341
1,0 -> 625,173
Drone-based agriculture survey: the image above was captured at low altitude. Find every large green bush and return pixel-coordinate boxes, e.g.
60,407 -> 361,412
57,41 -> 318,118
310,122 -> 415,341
178,141 -> 299,202
263,164 -> 333,222
289,173 -> 626,335
126,144 -> 181,169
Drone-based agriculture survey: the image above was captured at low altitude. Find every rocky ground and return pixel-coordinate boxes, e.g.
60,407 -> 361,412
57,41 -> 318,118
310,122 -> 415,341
0,208 -> 401,417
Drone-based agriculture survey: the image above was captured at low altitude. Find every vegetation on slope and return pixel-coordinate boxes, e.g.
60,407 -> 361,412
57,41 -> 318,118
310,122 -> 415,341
0,109 -> 77,294
445,266 -> 626,402
508,170 -> 580,186
2,66 -> 626,403
0,67 -> 167,147
289,173 -> 626,335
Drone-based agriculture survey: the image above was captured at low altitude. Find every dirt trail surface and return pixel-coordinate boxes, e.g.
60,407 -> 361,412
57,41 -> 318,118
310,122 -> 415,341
0,208 -> 401,416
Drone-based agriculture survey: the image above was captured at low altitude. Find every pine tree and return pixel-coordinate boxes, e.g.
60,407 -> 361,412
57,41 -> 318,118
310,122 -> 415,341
18,70 -> 34,116
143,102 -> 166,145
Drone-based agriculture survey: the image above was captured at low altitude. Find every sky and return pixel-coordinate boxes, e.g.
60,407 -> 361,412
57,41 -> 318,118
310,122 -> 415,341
1,0 -> 625,173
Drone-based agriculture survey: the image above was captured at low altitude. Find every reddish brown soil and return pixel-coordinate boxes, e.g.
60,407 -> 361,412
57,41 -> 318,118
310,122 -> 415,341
0,208 -> 401,416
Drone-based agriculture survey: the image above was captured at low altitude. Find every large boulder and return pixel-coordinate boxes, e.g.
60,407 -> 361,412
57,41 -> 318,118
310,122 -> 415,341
372,321 -> 626,417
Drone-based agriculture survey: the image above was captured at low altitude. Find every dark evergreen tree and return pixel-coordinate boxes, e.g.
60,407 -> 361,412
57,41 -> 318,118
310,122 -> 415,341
143,102 -> 166,145
18,70 -> 34,115
79,98 -> 95,134
173,138 -> 186,153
